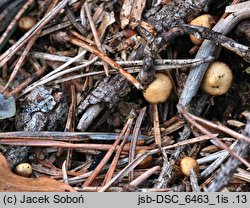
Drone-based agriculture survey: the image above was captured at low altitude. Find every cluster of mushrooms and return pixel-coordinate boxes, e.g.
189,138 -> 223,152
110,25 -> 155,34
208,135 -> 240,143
143,14 -> 233,104
14,14 -> 233,179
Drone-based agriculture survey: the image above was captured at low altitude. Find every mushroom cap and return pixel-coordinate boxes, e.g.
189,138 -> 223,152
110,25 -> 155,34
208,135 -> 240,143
180,157 -> 199,176
143,73 -> 172,104
190,14 -> 215,45
18,16 -> 37,31
15,163 -> 33,177
201,61 -> 233,96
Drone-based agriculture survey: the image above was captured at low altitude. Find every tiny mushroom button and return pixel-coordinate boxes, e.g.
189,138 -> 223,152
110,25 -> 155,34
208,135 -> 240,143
143,73 -> 173,104
201,61 -> 233,96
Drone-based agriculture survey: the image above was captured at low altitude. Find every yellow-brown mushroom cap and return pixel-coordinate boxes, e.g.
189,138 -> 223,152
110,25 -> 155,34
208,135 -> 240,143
143,73 -> 172,104
14,163 -> 33,177
201,61 -> 233,96
18,16 -> 37,31
190,14 -> 215,45
180,157 -> 199,176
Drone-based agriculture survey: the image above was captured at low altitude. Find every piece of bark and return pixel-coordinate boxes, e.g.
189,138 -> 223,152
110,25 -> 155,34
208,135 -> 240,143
4,146 -> 30,170
5,86 -> 68,169
146,0 -> 207,33
0,94 -> 16,119
76,75 -> 130,131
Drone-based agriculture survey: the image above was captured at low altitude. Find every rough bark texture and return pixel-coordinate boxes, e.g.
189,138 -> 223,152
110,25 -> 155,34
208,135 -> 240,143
5,86 -> 68,169
147,0 -> 207,33
76,75 -> 131,116
137,0 -> 207,85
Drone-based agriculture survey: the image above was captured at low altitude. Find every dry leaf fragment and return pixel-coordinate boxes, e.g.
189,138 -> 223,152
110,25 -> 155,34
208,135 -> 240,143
120,0 -> 146,29
120,0 -> 133,29
241,111 -> 250,119
97,11 -> 115,40
129,0 -> 146,29
0,153 -> 76,192
227,120 -> 245,128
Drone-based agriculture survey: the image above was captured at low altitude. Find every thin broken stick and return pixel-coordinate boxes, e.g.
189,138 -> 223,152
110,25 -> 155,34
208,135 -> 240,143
129,107 -> 146,182
24,51 -> 214,67
102,114 -> 134,185
0,0 -> 70,67
20,56 -> 98,96
84,1 -> 109,76
152,104 -> 161,147
68,34 -> 143,90
82,117 -> 133,187
183,108 -> 250,144
180,24 -> 250,61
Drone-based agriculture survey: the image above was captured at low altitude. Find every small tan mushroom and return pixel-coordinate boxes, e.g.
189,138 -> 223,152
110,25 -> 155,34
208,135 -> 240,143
143,73 -> 172,104
190,14 -> 215,45
14,163 -> 32,177
201,61 -> 233,96
136,149 -> 153,169
180,157 -> 199,177
18,16 -> 37,31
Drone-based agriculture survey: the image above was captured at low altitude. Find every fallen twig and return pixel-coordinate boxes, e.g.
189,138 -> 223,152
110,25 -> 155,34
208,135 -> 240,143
129,107 -> 146,181
3,0 -> 60,91
179,24 -> 250,61
0,139 -> 152,151
128,166 -> 161,190
68,34 -> 143,90
200,141 -> 237,179
103,114 -> 135,185
152,104 -> 161,147
0,0 -> 34,46
182,109 -> 250,144
84,1 -> 109,76
82,114 -> 134,187
190,168 -> 200,192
